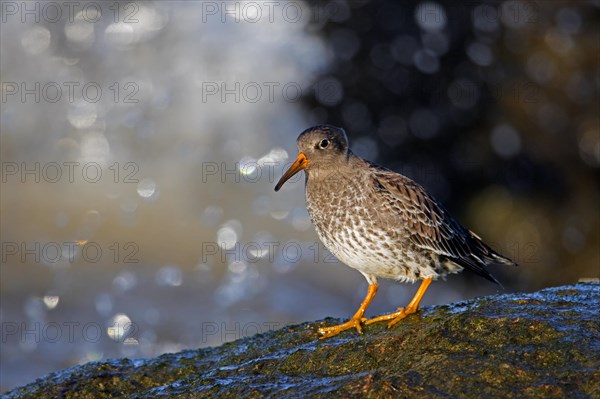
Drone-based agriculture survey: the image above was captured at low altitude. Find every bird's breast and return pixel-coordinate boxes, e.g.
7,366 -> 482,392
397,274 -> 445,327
305,175 -> 416,276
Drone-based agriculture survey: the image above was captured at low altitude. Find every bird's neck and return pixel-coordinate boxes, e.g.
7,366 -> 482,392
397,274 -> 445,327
306,152 -> 364,188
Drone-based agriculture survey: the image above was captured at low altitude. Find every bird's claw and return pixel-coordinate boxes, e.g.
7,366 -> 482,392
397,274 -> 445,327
363,305 -> 421,328
317,317 -> 367,339
386,305 -> 420,327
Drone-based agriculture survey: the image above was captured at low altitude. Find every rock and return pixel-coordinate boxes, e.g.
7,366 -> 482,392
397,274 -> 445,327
5,283 -> 599,399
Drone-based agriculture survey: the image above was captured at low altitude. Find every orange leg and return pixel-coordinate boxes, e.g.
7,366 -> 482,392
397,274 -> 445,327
318,283 -> 378,339
365,278 -> 432,328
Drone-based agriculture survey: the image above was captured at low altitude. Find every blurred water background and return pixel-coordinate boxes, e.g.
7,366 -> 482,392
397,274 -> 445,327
1,0 -> 598,392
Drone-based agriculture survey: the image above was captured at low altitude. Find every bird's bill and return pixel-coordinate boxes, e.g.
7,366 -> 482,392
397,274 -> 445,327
274,152 -> 309,191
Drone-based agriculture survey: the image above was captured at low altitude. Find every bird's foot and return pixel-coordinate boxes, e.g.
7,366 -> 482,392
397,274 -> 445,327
364,305 -> 420,328
317,317 -> 367,339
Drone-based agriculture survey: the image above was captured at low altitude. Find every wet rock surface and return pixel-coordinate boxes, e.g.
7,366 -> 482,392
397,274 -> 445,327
6,283 -> 599,399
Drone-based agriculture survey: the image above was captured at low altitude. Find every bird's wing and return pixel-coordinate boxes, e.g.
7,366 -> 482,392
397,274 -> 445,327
369,165 -> 511,283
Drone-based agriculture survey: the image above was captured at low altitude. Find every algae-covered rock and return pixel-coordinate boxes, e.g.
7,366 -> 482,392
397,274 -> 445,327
6,283 -> 600,398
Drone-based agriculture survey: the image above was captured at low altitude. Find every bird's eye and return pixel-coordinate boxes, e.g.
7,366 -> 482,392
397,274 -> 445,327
319,139 -> 329,149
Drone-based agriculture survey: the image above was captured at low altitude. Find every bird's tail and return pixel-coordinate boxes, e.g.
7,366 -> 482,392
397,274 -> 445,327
469,230 -> 518,267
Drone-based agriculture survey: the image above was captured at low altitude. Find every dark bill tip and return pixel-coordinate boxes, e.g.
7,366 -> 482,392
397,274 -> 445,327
274,152 -> 309,192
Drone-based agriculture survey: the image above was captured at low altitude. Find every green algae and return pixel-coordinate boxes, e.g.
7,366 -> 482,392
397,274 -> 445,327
5,283 -> 599,399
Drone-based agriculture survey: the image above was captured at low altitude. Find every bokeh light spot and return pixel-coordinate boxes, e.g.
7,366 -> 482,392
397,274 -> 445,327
21,26 -> 51,55
490,124 -> 521,158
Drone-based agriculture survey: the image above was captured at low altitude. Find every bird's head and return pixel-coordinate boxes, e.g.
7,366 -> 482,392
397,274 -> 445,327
275,125 -> 349,191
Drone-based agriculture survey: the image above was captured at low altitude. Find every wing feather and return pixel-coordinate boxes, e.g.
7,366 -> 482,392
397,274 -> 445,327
369,164 -> 515,284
